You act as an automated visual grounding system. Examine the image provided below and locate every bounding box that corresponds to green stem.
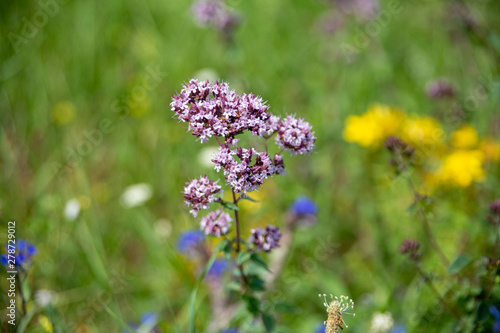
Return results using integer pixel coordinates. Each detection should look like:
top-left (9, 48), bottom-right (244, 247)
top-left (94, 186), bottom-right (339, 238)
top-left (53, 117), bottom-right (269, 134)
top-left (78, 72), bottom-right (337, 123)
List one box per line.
top-left (230, 189), bottom-right (270, 332)
top-left (406, 175), bottom-right (449, 267)
top-left (416, 265), bottom-right (461, 320)
top-left (231, 189), bottom-right (241, 253)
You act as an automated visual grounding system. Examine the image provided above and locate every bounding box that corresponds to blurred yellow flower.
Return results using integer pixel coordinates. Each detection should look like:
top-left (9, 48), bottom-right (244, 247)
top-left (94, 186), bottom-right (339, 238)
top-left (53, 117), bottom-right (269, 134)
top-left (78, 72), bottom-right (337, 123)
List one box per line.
top-left (450, 125), bottom-right (478, 149)
top-left (433, 150), bottom-right (485, 187)
top-left (38, 315), bottom-right (53, 333)
top-left (479, 137), bottom-right (500, 162)
top-left (52, 101), bottom-right (76, 124)
top-left (402, 116), bottom-right (444, 147)
top-left (343, 104), bottom-right (404, 147)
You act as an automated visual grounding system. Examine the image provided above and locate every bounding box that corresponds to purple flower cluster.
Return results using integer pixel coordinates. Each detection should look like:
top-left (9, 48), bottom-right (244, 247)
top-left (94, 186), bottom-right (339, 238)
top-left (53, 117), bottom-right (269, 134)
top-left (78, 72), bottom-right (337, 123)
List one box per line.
top-left (172, 78), bottom-right (315, 255)
top-left (249, 226), bottom-right (281, 252)
top-left (426, 79), bottom-right (454, 99)
top-left (275, 115), bottom-right (316, 155)
top-left (399, 239), bottom-right (420, 261)
top-left (184, 175), bottom-right (222, 216)
top-left (200, 209), bottom-right (232, 236)
top-left (191, 0), bottom-right (239, 33)
top-left (212, 147), bottom-right (285, 193)
top-left (171, 79), bottom-right (275, 144)
top-left (488, 199), bottom-right (500, 226)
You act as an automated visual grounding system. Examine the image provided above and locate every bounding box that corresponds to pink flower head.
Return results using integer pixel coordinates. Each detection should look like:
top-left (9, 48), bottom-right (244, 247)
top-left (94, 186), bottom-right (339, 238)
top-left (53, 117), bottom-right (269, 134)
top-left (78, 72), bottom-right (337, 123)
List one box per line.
top-left (183, 175), bottom-right (221, 216)
top-left (170, 79), bottom-right (274, 143)
top-left (212, 146), bottom-right (284, 193)
top-left (249, 225), bottom-right (281, 251)
top-left (275, 115), bottom-right (316, 155)
top-left (200, 209), bottom-right (232, 236)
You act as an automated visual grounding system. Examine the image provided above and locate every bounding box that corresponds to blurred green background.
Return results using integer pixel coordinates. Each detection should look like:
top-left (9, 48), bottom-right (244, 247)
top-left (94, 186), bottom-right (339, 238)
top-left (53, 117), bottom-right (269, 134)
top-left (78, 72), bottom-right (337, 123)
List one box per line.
top-left (1, 0), bottom-right (500, 331)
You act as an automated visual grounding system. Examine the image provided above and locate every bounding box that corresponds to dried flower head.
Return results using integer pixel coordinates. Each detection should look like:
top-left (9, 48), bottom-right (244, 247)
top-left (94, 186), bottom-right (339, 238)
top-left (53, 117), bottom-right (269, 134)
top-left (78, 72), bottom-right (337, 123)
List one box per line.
top-left (200, 209), bottom-right (232, 236)
top-left (183, 175), bottom-right (222, 216)
top-left (318, 294), bottom-right (355, 333)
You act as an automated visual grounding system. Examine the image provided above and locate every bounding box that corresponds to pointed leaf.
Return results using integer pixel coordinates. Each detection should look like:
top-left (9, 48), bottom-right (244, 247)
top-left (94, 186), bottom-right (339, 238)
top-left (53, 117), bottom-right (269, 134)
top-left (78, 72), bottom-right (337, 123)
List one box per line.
top-left (250, 253), bottom-right (270, 272)
top-left (237, 251), bottom-right (252, 265)
top-left (240, 194), bottom-right (259, 203)
top-left (223, 202), bottom-right (239, 211)
top-left (448, 254), bottom-right (472, 274)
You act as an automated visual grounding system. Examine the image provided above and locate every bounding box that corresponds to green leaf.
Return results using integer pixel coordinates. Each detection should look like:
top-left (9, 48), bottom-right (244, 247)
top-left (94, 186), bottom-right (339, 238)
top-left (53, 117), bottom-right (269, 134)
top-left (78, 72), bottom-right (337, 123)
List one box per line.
top-left (240, 194), bottom-right (259, 202)
top-left (476, 302), bottom-right (489, 322)
top-left (237, 251), bottom-right (252, 265)
top-left (448, 254), bottom-right (473, 274)
top-left (262, 313), bottom-right (275, 332)
top-left (223, 201), bottom-right (239, 211)
top-left (103, 304), bottom-right (136, 333)
top-left (228, 281), bottom-right (242, 292)
top-left (248, 275), bottom-right (266, 291)
top-left (273, 301), bottom-right (297, 313)
top-left (250, 253), bottom-right (270, 272)
top-left (188, 239), bottom-right (227, 333)
top-left (242, 293), bottom-right (260, 316)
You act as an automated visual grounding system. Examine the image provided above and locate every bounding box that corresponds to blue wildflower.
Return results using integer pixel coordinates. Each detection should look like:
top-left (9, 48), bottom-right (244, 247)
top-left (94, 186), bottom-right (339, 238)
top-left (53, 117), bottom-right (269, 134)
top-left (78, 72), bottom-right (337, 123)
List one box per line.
top-left (221, 328), bottom-right (238, 333)
top-left (207, 258), bottom-right (229, 279)
top-left (314, 322), bottom-right (326, 333)
top-left (124, 312), bottom-right (158, 333)
top-left (290, 196), bottom-right (318, 215)
top-left (1, 239), bottom-right (37, 268)
top-left (390, 324), bottom-right (406, 333)
top-left (176, 230), bottom-right (205, 254)
top-left (490, 306), bottom-right (500, 333)
top-left (141, 312), bottom-right (158, 327)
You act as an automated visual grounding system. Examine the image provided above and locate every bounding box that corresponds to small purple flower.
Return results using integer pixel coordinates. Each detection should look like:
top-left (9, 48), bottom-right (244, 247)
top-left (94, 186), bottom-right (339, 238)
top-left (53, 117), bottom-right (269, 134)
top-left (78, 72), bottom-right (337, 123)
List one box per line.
top-left (275, 115), bottom-right (316, 155)
top-left (399, 239), bottom-right (420, 261)
top-left (335, 0), bottom-right (379, 19)
top-left (1, 239), bottom-right (37, 268)
top-left (200, 209), bottom-right (232, 236)
top-left (488, 199), bottom-right (500, 226)
top-left (183, 175), bottom-right (221, 216)
top-left (290, 196), bottom-right (318, 215)
top-left (426, 79), bottom-right (454, 99)
top-left (191, 0), bottom-right (239, 33)
top-left (249, 226), bottom-right (281, 252)
top-left (207, 258), bottom-right (229, 279)
top-left (213, 147), bottom-right (283, 193)
top-left (176, 230), bottom-right (205, 254)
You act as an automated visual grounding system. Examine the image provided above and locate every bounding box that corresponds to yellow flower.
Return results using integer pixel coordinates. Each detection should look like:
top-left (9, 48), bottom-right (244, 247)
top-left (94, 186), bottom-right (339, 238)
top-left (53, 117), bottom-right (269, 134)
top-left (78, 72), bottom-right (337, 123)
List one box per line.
top-left (38, 315), bottom-right (53, 333)
top-left (343, 104), bottom-right (404, 148)
top-left (450, 125), bottom-right (479, 149)
top-left (52, 101), bottom-right (76, 124)
top-left (479, 137), bottom-right (500, 162)
top-left (402, 116), bottom-right (444, 147)
top-left (433, 150), bottom-right (485, 187)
